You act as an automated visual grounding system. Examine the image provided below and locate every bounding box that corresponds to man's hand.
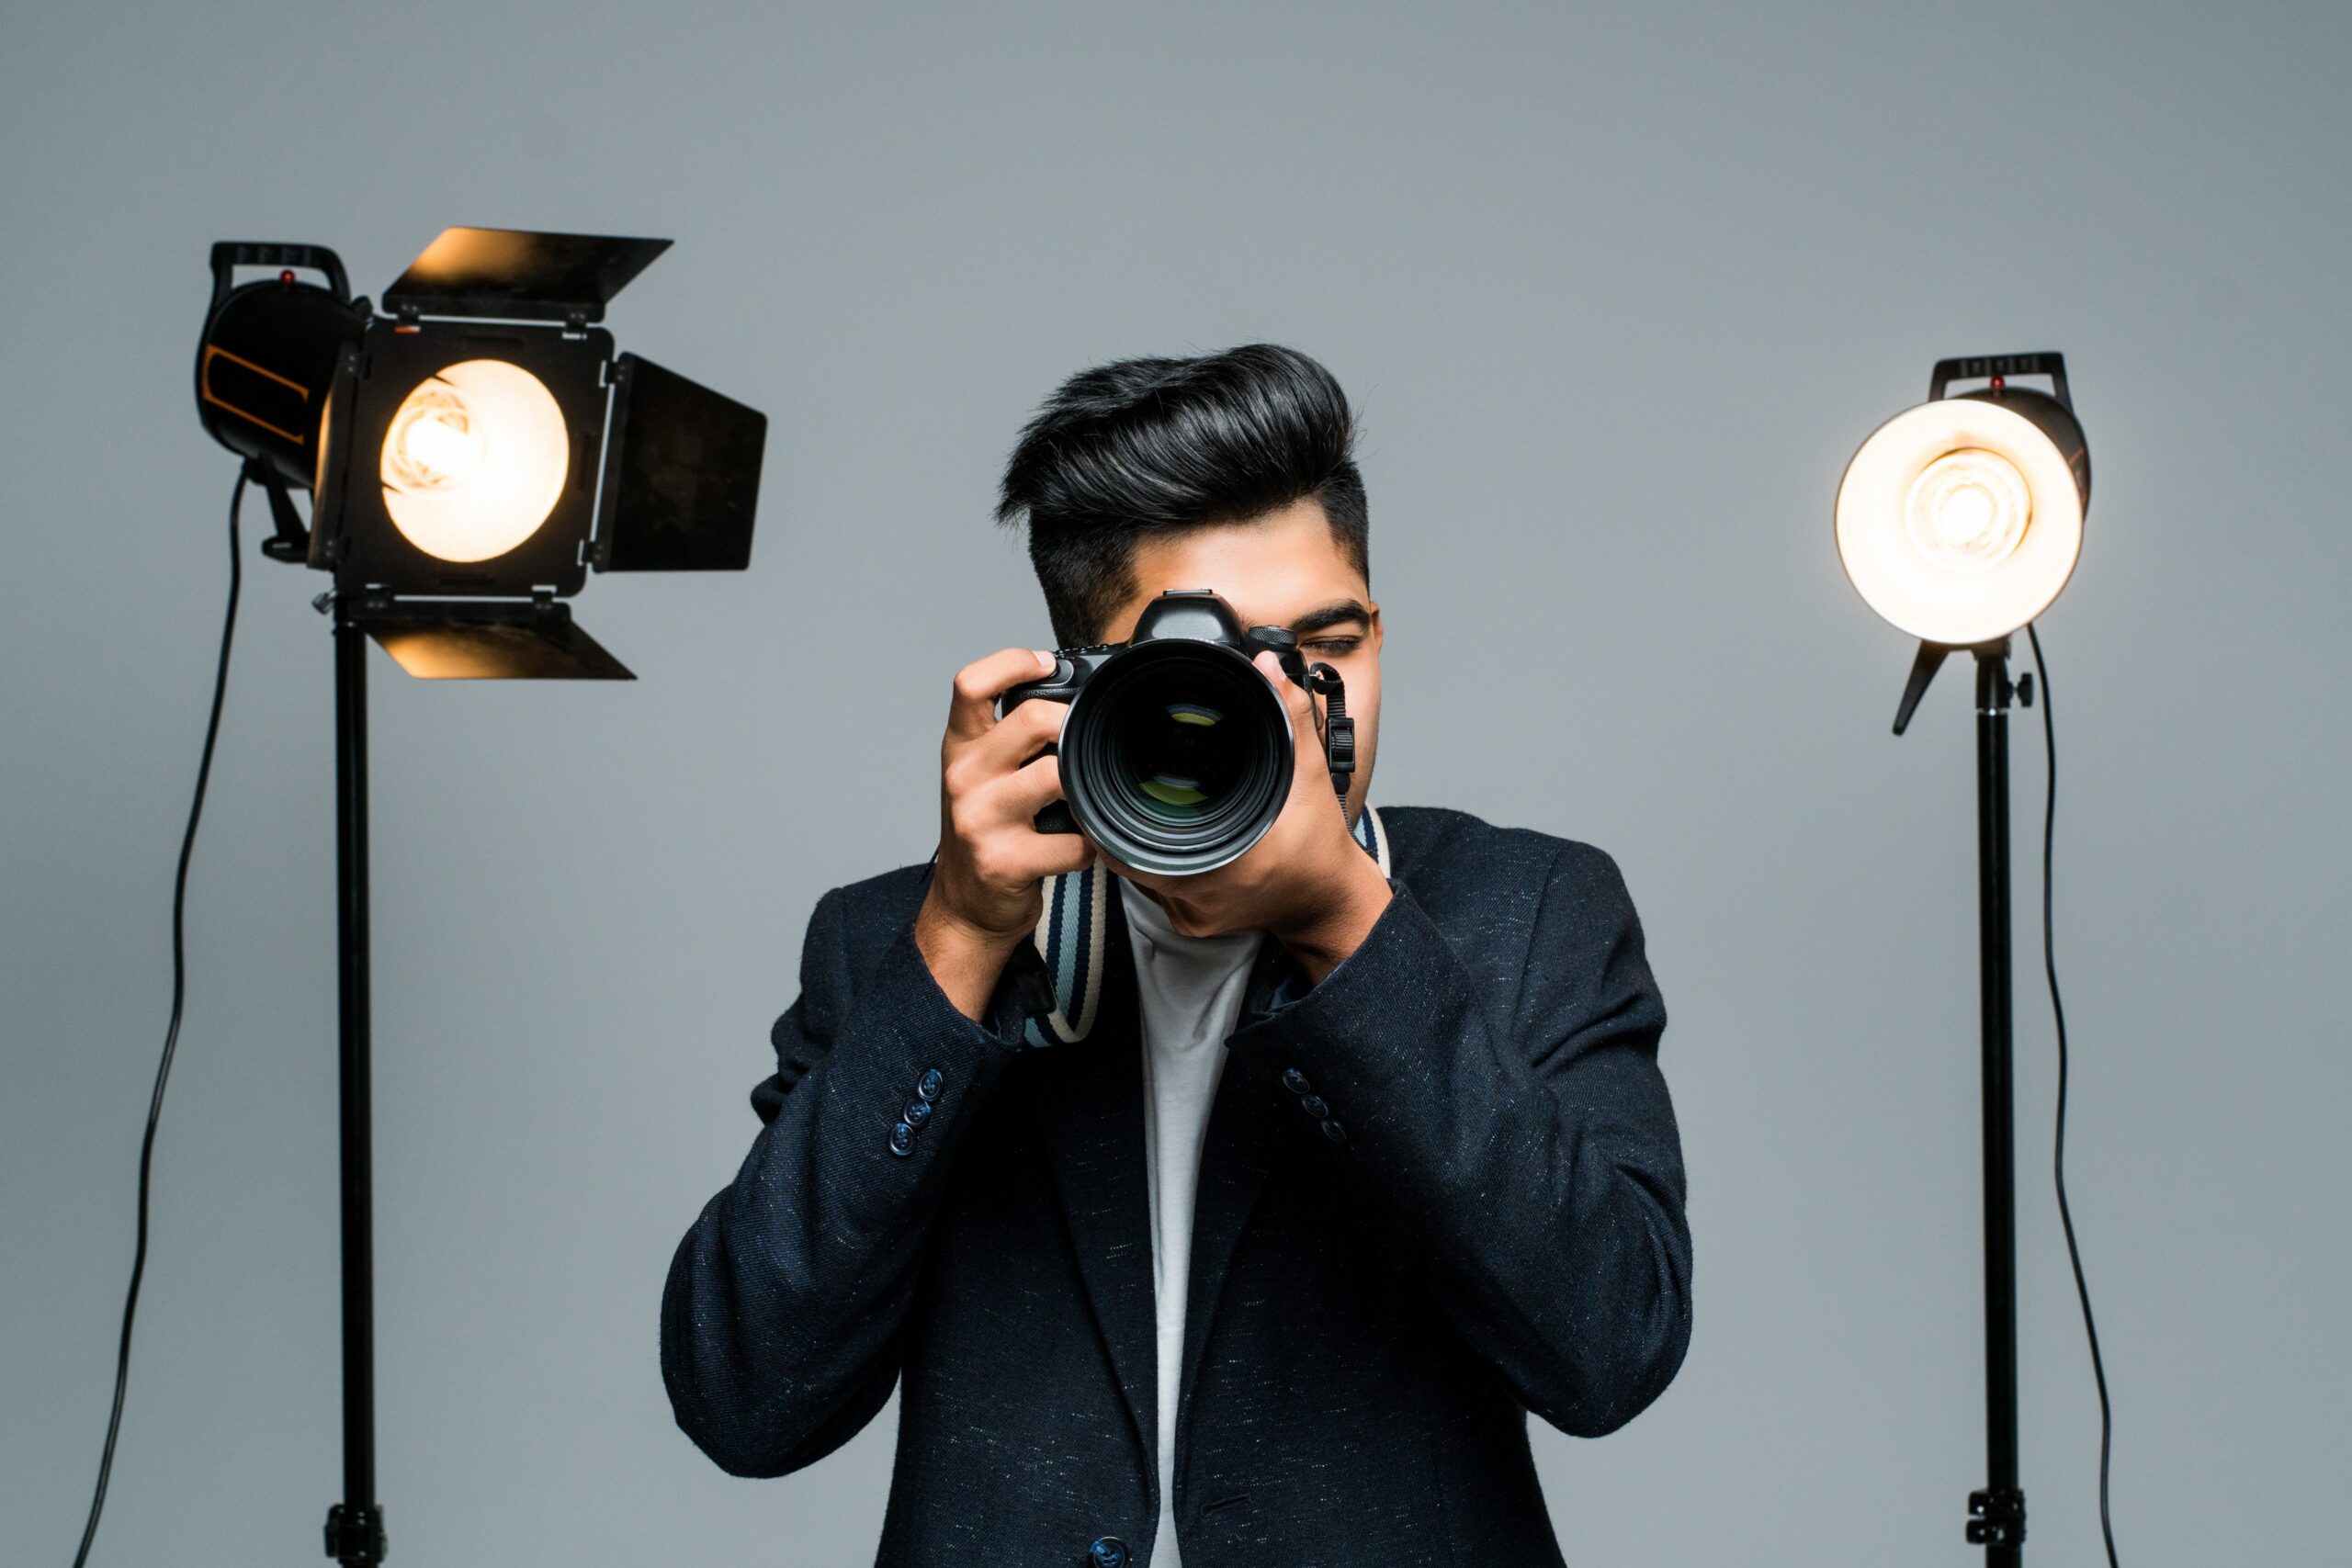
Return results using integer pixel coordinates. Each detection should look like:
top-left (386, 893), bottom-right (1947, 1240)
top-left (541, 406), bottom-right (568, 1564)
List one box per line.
top-left (1103, 649), bottom-right (1393, 984)
top-left (915, 648), bottom-right (1097, 1023)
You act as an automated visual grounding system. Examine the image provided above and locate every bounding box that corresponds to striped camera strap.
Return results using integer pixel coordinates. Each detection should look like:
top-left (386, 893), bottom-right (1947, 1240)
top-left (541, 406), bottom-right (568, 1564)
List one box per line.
top-left (1020, 802), bottom-right (1390, 1048)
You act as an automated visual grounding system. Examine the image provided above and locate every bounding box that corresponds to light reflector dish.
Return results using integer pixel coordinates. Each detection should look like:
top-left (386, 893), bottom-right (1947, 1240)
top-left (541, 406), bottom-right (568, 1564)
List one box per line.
top-left (1836, 397), bottom-right (2084, 644)
top-left (379, 359), bottom-right (571, 564)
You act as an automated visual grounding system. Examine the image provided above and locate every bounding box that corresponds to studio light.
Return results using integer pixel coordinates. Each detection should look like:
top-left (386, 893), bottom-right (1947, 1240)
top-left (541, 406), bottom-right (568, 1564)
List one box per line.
top-left (1837, 354), bottom-right (2088, 730)
top-left (1836, 353), bottom-right (2090, 1566)
top-left (198, 226), bottom-right (767, 678)
top-left (188, 229), bottom-right (768, 1567)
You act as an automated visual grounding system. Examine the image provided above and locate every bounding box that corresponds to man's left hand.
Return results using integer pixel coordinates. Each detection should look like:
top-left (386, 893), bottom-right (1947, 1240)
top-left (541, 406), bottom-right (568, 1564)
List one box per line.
top-left (1099, 649), bottom-right (1394, 984)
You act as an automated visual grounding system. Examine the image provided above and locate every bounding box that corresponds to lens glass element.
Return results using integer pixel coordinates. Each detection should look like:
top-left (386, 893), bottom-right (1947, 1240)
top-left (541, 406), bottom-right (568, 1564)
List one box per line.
top-left (1112, 678), bottom-right (1248, 825)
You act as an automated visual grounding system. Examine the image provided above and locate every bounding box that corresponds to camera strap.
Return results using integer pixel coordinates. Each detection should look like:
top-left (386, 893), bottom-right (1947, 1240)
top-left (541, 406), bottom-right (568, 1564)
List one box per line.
top-left (1019, 801), bottom-right (1391, 1048)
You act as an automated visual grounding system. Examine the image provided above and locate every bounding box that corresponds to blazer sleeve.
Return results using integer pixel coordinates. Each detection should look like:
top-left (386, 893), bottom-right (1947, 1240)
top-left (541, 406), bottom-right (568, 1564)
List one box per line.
top-left (1228, 840), bottom-right (1692, 1438)
top-left (659, 875), bottom-right (1042, 1477)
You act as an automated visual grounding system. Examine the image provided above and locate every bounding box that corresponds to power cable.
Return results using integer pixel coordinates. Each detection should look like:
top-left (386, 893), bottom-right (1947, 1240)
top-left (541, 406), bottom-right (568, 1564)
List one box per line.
top-left (2026, 619), bottom-right (2120, 1568)
top-left (70, 468), bottom-right (247, 1567)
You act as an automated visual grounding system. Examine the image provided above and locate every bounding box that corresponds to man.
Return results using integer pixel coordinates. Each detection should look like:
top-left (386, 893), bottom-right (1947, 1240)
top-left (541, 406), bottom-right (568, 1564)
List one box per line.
top-left (661, 344), bottom-right (1693, 1567)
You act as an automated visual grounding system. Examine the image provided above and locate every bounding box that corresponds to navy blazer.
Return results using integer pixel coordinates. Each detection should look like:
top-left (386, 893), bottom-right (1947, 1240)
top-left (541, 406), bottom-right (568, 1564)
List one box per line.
top-left (661, 804), bottom-right (1693, 1567)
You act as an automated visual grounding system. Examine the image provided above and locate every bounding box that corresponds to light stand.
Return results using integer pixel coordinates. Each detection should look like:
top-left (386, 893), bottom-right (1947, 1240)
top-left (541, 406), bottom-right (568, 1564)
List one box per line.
top-left (1966, 638), bottom-right (2027, 1560)
top-left (326, 594), bottom-right (384, 1567)
top-left (1842, 353), bottom-right (2088, 1562)
top-left (192, 230), bottom-right (769, 1565)
top-left (1891, 632), bottom-right (2036, 1558)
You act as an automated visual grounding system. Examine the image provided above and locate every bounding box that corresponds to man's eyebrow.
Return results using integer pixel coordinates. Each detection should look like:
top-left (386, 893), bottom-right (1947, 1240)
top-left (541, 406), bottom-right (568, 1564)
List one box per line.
top-left (1289, 599), bottom-right (1373, 636)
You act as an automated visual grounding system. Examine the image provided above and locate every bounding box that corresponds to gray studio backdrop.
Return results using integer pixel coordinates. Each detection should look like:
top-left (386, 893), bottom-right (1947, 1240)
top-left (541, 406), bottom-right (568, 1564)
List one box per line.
top-left (6, 3), bottom-right (2345, 1563)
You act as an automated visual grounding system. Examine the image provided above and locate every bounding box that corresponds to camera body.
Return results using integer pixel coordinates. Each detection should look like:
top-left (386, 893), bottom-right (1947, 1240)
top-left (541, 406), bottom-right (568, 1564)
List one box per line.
top-left (997, 589), bottom-right (1342, 877)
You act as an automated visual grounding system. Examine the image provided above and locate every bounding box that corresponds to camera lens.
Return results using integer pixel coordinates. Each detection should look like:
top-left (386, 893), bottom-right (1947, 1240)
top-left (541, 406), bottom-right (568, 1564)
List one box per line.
top-left (1061, 643), bottom-right (1292, 876)
top-left (1112, 671), bottom-right (1249, 825)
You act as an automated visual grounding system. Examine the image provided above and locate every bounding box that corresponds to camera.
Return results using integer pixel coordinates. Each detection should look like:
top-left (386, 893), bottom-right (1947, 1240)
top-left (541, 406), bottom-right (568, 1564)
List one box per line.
top-left (996, 589), bottom-right (1355, 877)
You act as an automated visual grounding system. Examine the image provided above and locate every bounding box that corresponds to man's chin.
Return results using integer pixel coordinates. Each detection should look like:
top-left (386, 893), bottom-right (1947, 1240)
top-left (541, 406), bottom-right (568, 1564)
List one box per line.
top-left (1112, 871), bottom-right (1199, 927)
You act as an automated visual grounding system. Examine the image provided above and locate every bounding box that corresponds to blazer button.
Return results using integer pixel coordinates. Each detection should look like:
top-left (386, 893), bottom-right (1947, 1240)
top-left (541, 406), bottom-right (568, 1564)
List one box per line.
top-left (917, 1066), bottom-right (944, 1101)
top-left (1319, 1117), bottom-right (1348, 1145)
top-left (1280, 1067), bottom-right (1313, 1095)
top-left (888, 1120), bottom-right (915, 1156)
top-left (903, 1098), bottom-right (933, 1127)
top-left (1298, 1093), bottom-right (1329, 1119)
top-left (1086, 1536), bottom-right (1129, 1568)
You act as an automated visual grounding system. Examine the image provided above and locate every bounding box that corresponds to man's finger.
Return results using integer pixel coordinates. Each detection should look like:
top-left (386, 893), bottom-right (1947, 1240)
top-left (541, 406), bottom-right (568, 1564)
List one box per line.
top-left (967, 693), bottom-right (1069, 777)
top-left (1252, 649), bottom-right (1317, 734)
top-left (948, 647), bottom-right (1059, 742)
top-left (999, 820), bottom-right (1100, 885)
top-left (994, 750), bottom-right (1067, 823)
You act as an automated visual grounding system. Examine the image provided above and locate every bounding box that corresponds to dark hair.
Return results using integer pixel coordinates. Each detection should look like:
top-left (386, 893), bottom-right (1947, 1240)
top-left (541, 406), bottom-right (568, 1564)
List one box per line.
top-left (996, 343), bottom-right (1368, 648)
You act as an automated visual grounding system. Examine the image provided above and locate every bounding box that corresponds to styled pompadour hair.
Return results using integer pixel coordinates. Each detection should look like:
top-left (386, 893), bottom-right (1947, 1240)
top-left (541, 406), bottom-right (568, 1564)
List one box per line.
top-left (995, 343), bottom-right (1368, 648)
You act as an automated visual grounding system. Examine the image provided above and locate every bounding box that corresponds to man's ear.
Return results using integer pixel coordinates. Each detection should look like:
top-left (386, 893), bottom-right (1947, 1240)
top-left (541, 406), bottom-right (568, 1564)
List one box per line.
top-left (1368, 601), bottom-right (1384, 652)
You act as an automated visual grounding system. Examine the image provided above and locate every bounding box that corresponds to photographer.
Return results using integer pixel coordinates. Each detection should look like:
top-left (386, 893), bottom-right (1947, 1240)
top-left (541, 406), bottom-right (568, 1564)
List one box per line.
top-left (660, 344), bottom-right (1693, 1567)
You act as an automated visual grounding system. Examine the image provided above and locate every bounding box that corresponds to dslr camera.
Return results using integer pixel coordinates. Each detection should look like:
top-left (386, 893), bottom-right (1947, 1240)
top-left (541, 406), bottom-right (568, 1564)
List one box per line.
top-left (996, 589), bottom-right (1355, 877)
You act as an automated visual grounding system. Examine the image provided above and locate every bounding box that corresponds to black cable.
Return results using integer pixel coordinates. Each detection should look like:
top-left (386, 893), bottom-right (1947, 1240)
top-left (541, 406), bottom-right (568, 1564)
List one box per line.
top-left (72, 468), bottom-right (246, 1568)
top-left (2026, 620), bottom-right (2120, 1568)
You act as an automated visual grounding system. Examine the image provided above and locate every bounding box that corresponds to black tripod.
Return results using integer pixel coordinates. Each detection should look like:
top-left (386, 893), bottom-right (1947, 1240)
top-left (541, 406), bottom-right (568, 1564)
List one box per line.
top-left (1894, 634), bottom-right (2035, 1562)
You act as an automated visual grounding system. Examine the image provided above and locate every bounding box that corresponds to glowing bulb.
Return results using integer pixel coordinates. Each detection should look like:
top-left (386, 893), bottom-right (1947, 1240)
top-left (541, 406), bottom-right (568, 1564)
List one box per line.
top-left (379, 359), bottom-right (569, 563)
top-left (1938, 485), bottom-right (1994, 546)
top-left (1904, 449), bottom-right (2030, 574)
top-left (385, 388), bottom-right (486, 489)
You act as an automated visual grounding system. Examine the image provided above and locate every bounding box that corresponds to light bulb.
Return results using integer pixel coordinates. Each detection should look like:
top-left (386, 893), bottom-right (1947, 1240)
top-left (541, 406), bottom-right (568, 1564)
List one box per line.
top-left (385, 387), bottom-right (486, 490)
top-left (379, 359), bottom-right (570, 563)
top-left (1904, 448), bottom-right (2030, 574)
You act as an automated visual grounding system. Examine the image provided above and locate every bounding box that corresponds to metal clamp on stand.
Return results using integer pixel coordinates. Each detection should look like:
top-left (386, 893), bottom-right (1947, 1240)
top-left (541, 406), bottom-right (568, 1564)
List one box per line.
top-left (1968, 1485), bottom-right (2027, 1550)
top-left (324, 1500), bottom-right (387, 1565)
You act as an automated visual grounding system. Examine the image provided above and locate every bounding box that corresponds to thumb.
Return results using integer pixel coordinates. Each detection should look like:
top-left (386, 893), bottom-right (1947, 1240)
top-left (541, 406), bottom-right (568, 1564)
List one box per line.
top-left (1250, 649), bottom-right (1326, 747)
top-left (1253, 649), bottom-right (1314, 727)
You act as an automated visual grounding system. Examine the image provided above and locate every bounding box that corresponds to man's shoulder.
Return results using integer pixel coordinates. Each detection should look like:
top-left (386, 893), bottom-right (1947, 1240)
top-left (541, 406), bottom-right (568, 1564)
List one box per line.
top-left (1377, 803), bottom-right (1625, 908)
top-left (1369, 807), bottom-right (1646, 1028)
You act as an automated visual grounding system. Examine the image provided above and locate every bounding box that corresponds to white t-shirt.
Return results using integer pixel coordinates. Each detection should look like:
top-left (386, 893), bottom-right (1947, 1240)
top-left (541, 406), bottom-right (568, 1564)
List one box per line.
top-left (1117, 874), bottom-right (1265, 1568)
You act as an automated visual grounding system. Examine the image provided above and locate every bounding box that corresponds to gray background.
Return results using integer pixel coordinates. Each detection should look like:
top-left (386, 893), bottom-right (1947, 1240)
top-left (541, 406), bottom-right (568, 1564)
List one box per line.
top-left (5, 2), bottom-right (2345, 1562)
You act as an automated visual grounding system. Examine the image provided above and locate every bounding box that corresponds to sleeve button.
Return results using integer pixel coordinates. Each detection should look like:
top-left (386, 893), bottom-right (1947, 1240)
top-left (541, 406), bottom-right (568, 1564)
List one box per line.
top-left (888, 1120), bottom-right (915, 1156)
top-left (917, 1066), bottom-right (944, 1101)
top-left (1280, 1067), bottom-right (1313, 1095)
top-left (903, 1098), bottom-right (933, 1127)
top-left (1298, 1093), bottom-right (1329, 1119)
top-left (1319, 1117), bottom-right (1348, 1145)
top-left (1087, 1538), bottom-right (1129, 1568)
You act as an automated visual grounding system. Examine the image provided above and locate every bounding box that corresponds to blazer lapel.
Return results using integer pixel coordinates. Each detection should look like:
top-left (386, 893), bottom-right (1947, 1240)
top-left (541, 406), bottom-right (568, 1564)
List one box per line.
top-left (1172, 935), bottom-right (1300, 1470)
top-left (1026, 890), bottom-right (1159, 1478)
top-left (1027, 894), bottom-right (1327, 1495)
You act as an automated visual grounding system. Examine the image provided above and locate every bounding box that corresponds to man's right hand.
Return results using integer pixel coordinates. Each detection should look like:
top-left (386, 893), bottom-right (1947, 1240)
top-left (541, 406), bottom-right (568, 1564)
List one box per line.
top-left (913, 647), bottom-right (1097, 1023)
